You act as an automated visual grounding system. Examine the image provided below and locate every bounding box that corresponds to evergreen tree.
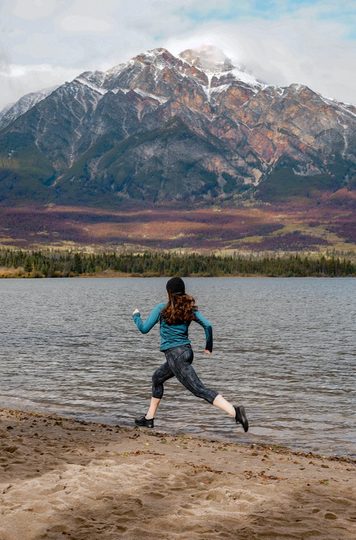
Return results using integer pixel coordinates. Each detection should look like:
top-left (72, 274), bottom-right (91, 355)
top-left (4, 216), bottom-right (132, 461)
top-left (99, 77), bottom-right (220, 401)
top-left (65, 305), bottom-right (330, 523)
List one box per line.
top-left (72, 253), bottom-right (83, 275)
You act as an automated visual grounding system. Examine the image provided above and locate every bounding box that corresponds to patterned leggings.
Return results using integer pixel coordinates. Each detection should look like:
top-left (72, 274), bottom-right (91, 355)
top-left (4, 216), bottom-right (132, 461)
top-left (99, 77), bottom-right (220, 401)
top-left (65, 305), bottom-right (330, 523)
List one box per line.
top-left (152, 344), bottom-right (219, 404)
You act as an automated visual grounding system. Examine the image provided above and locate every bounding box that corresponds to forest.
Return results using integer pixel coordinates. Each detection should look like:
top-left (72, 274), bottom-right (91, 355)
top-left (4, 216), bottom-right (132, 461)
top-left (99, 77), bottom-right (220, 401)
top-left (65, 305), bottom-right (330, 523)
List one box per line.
top-left (0, 250), bottom-right (355, 278)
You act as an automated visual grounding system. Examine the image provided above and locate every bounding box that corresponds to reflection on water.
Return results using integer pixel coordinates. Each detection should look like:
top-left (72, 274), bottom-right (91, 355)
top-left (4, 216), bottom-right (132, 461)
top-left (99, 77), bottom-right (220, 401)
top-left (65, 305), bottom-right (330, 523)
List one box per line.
top-left (1, 277), bottom-right (355, 458)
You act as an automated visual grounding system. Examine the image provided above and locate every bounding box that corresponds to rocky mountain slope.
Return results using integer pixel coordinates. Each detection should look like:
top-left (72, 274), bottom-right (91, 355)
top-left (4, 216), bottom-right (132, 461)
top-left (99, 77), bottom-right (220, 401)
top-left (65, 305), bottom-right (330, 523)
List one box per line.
top-left (1, 45), bottom-right (356, 207)
top-left (0, 86), bottom-right (58, 131)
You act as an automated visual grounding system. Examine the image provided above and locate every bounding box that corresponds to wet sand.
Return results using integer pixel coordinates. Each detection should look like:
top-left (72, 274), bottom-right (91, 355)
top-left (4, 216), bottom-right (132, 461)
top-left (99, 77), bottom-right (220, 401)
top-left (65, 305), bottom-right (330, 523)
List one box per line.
top-left (1, 408), bottom-right (355, 540)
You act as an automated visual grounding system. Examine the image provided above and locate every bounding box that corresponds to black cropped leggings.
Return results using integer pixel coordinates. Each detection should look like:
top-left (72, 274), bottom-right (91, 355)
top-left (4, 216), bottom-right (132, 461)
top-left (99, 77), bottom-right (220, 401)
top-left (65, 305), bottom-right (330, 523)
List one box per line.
top-left (152, 344), bottom-right (219, 404)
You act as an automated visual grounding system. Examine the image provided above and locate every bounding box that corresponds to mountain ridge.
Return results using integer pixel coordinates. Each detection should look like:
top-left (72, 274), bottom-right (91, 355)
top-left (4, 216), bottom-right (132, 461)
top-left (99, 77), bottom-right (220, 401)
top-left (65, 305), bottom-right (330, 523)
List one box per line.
top-left (1, 46), bottom-right (356, 206)
top-left (0, 46), bottom-right (356, 252)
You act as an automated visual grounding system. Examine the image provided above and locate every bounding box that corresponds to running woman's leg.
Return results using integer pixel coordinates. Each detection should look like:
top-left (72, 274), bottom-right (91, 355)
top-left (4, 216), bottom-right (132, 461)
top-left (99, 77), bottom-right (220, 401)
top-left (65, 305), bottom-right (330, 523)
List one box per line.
top-left (145, 360), bottom-right (174, 419)
top-left (145, 397), bottom-right (161, 420)
top-left (212, 394), bottom-right (235, 417)
top-left (166, 345), bottom-right (244, 422)
top-left (166, 345), bottom-right (219, 404)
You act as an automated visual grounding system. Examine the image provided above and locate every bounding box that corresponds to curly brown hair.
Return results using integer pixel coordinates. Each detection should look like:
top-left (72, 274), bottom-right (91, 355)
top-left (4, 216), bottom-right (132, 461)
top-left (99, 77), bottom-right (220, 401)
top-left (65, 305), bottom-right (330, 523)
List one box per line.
top-left (161, 293), bottom-right (197, 325)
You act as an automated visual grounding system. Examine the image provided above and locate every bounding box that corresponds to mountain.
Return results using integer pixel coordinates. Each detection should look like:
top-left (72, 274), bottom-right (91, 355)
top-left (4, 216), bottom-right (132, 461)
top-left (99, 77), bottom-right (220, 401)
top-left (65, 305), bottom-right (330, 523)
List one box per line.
top-left (0, 86), bottom-right (59, 131)
top-left (0, 102), bottom-right (13, 124)
top-left (0, 46), bottom-right (356, 252)
top-left (2, 45), bottom-right (356, 205)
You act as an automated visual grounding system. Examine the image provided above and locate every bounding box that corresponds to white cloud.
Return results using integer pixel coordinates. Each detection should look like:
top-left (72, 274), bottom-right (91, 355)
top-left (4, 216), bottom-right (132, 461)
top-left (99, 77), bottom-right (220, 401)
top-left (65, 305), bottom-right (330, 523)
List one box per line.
top-left (59, 15), bottom-right (113, 33)
top-left (165, 9), bottom-right (356, 105)
top-left (11, 32), bottom-right (74, 63)
top-left (0, 0), bottom-right (355, 109)
top-left (60, 0), bottom-right (118, 17)
top-left (0, 64), bottom-right (80, 111)
top-left (10, 0), bottom-right (60, 20)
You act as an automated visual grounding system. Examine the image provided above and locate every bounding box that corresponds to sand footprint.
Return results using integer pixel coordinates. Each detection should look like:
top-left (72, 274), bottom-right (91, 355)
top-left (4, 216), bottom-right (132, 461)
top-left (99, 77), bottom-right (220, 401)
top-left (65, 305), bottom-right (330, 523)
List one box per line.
top-left (146, 492), bottom-right (165, 499)
top-left (329, 496), bottom-right (354, 506)
top-left (2, 446), bottom-right (19, 453)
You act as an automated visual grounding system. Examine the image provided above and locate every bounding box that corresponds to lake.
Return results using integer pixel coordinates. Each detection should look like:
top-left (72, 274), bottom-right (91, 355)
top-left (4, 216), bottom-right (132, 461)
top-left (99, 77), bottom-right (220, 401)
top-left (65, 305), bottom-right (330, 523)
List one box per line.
top-left (1, 277), bottom-right (355, 458)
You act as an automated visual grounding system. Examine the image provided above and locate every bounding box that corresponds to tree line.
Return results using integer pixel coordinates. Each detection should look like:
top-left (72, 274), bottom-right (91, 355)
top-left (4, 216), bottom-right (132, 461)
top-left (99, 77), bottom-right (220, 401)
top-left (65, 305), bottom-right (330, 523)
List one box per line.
top-left (0, 249), bottom-right (355, 277)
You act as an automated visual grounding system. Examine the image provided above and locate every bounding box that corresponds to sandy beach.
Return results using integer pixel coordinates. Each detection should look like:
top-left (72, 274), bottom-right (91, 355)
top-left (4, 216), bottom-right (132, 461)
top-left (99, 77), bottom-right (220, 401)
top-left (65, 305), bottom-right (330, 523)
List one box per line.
top-left (0, 409), bottom-right (355, 540)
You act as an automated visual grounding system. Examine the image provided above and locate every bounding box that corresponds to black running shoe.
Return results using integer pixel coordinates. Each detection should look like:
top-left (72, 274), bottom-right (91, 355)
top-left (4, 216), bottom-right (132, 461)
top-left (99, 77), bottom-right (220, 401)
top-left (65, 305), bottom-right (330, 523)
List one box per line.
top-left (234, 405), bottom-right (249, 432)
top-left (135, 416), bottom-right (154, 428)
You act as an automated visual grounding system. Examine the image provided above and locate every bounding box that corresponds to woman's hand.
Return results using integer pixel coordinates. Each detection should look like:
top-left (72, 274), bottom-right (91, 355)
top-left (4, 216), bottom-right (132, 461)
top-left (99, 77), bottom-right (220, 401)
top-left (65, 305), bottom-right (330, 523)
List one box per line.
top-left (205, 349), bottom-right (212, 355)
top-left (132, 308), bottom-right (140, 315)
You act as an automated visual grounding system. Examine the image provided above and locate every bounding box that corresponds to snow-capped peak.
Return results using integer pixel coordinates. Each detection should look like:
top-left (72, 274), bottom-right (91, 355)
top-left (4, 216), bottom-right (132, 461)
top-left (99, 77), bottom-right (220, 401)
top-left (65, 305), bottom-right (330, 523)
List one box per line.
top-left (134, 48), bottom-right (177, 68)
top-left (179, 45), bottom-right (234, 74)
top-left (0, 46), bottom-right (266, 130)
top-left (139, 47), bottom-right (171, 59)
top-left (179, 44), bottom-right (263, 89)
top-left (0, 85), bottom-right (58, 130)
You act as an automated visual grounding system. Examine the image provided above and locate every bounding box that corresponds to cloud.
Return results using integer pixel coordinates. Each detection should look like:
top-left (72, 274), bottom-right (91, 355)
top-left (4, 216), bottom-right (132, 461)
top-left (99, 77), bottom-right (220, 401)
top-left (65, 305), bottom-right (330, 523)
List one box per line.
top-left (10, 0), bottom-right (60, 20)
top-left (0, 64), bottom-right (80, 111)
top-left (0, 0), bottom-right (355, 109)
top-left (59, 15), bottom-right (113, 33)
top-left (165, 3), bottom-right (356, 104)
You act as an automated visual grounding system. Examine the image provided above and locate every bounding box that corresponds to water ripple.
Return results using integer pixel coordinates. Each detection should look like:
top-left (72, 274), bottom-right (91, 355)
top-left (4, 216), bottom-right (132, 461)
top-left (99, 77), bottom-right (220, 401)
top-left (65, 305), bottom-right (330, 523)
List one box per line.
top-left (1, 277), bottom-right (355, 458)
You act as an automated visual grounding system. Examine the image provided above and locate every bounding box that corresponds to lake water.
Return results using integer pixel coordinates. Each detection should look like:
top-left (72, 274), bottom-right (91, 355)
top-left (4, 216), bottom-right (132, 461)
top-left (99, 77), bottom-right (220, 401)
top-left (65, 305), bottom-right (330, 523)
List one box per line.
top-left (1, 277), bottom-right (355, 458)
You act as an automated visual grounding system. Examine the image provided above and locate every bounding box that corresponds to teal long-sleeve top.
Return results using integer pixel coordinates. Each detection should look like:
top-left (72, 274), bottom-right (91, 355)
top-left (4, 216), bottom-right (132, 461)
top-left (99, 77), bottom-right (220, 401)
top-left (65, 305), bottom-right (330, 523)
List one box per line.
top-left (132, 302), bottom-right (213, 352)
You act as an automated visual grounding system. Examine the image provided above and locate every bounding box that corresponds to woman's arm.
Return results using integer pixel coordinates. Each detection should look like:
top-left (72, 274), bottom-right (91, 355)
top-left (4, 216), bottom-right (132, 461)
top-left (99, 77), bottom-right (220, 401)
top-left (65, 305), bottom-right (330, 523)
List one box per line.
top-left (194, 310), bottom-right (213, 353)
top-left (132, 304), bottom-right (161, 334)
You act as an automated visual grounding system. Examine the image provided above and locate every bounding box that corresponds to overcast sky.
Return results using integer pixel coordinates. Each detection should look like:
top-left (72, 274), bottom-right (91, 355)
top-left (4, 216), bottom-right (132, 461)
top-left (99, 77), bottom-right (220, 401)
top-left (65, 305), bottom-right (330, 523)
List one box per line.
top-left (0, 0), bottom-right (355, 109)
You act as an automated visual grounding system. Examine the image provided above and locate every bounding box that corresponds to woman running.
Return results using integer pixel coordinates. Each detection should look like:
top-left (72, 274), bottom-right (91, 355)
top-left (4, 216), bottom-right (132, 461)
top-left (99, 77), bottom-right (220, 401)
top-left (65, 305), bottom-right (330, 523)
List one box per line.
top-left (132, 277), bottom-right (248, 431)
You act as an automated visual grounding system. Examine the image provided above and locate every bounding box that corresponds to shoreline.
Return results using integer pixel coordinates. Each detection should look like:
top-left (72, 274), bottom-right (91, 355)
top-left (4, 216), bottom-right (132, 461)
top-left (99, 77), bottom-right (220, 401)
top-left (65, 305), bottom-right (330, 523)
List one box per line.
top-left (1, 272), bottom-right (354, 279)
top-left (2, 251), bottom-right (356, 279)
top-left (1, 401), bottom-right (354, 461)
top-left (2, 407), bottom-right (356, 464)
top-left (1, 408), bottom-right (355, 539)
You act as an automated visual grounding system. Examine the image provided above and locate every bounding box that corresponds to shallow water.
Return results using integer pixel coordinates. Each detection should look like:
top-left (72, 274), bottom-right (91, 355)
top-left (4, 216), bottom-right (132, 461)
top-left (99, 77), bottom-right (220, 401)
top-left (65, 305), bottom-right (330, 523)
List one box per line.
top-left (1, 277), bottom-right (355, 457)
